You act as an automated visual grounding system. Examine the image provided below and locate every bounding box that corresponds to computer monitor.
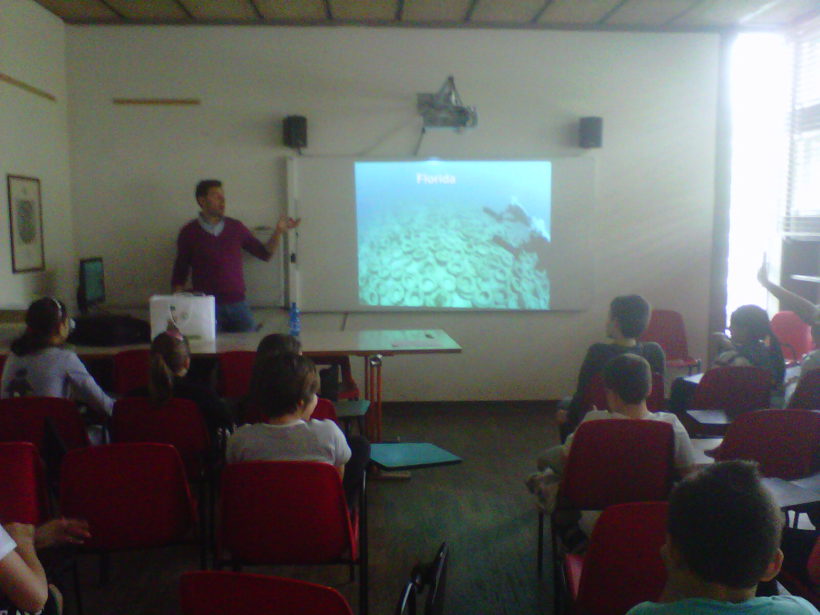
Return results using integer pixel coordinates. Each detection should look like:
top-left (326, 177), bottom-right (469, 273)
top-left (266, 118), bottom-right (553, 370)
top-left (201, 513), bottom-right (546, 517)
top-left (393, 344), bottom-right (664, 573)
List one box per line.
top-left (78, 257), bottom-right (105, 314)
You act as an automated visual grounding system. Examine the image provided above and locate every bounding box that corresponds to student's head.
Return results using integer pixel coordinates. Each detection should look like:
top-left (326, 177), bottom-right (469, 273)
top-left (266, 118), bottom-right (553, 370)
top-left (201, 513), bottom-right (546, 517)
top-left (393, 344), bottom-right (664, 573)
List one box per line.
top-left (256, 333), bottom-right (301, 359)
top-left (250, 353), bottom-right (319, 419)
top-left (728, 305), bottom-right (771, 345)
top-left (665, 460), bottom-right (784, 591)
top-left (195, 179), bottom-right (225, 219)
top-left (11, 297), bottom-right (71, 356)
top-left (602, 354), bottom-right (652, 408)
top-left (149, 329), bottom-right (191, 404)
top-left (607, 295), bottom-right (651, 339)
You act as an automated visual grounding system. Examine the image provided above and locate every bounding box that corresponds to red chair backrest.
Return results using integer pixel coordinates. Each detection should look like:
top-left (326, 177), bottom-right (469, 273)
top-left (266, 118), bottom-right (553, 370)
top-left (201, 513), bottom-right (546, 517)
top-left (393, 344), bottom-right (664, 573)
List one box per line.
top-left (242, 397), bottom-right (338, 425)
top-left (0, 442), bottom-right (48, 525)
top-left (692, 366), bottom-right (772, 413)
top-left (112, 397), bottom-right (210, 481)
top-left (575, 501), bottom-right (669, 615)
top-left (112, 349), bottom-right (151, 395)
top-left (0, 397), bottom-right (90, 451)
top-left (582, 372), bottom-right (665, 412)
top-left (771, 311), bottom-right (813, 364)
top-left (179, 571), bottom-right (354, 615)
top-left (60, 443), bottom-right (194, 551)
top-left (789, 368), bottom-right (820, 410)
top-left (714, 409), bottom-right (820, 479)
top-left (561, 419), bottom-right (675, 509)
top-left (218, 351), bottom-right (256, 398)
top-left (219, 461), bottom-right (355, 565)
top-left (640, 309), bottom-right (690, 362)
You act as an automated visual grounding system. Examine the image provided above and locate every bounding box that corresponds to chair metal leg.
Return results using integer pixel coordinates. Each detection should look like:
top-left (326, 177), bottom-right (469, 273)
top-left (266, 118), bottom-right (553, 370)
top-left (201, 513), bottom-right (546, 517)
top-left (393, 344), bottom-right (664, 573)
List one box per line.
top-left (99, 552), bottom-right (110, 586)
top-left (358, 471), bottom-right (369, 615)
top-left (72, 558), bottom-right (84, 615)
top-left (537, 511), bottom-right (544, 578)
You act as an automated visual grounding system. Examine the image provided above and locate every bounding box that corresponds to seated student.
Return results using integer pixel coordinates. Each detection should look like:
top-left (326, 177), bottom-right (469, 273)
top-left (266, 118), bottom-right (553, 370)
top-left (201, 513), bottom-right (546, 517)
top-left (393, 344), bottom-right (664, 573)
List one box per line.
top-left (0, 298), bottom-right (113, 416)
top-left (226, 353), bottom-right (369, 504)
top-left (559, 295), bottom-right (665, 439)
top-left (529, 355), bottom-right (694, 516)
top-left (627, 460), bottom-right (819, 615)
top-left (132, 330), bottom-right (232, 438)
top-left (670, 304), bottom-right (786, 413)
top-left (0, 518), bottom-right (89, 615)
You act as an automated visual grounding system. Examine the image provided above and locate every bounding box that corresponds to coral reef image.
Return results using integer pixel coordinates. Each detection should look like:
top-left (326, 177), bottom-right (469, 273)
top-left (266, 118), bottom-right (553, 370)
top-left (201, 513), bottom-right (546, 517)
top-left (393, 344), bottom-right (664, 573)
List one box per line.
top-left (358, 203), bottom-right (550, 309)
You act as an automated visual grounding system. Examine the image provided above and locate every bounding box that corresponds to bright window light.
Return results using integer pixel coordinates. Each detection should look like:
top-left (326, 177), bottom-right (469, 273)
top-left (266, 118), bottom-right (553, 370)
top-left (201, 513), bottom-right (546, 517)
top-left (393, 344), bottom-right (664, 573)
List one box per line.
top-left (726, 33), bottom-right (791, 322)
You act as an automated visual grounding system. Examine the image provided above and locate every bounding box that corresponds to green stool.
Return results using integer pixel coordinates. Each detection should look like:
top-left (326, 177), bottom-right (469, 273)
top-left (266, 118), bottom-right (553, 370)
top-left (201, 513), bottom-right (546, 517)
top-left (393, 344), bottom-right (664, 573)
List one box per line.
top-left (335, 399), bottom-right (370, 436)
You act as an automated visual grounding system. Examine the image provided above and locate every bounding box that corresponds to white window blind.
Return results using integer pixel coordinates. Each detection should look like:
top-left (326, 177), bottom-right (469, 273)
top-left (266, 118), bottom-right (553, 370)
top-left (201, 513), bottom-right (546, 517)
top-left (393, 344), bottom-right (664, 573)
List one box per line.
top-left (783, 22), bottom-right (820, 237)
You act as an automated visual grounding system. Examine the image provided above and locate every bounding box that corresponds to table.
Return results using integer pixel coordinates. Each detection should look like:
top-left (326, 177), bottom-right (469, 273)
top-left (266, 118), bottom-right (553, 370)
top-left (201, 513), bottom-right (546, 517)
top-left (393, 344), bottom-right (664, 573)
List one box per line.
top-left (370, 442), bottom-right (462, 471)
top-left (2, 327), bottom-right (462, 442)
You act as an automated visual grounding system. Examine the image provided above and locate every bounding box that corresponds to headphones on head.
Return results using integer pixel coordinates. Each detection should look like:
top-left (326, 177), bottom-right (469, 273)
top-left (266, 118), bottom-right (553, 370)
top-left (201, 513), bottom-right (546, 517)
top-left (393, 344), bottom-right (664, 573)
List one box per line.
top-left (47, 297), bottom-right (75, 335)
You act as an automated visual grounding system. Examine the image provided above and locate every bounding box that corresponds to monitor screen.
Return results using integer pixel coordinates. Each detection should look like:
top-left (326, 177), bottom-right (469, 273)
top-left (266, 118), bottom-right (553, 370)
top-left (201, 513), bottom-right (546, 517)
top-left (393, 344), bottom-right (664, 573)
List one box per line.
top-left (79, 257), bottom-right (105, 311)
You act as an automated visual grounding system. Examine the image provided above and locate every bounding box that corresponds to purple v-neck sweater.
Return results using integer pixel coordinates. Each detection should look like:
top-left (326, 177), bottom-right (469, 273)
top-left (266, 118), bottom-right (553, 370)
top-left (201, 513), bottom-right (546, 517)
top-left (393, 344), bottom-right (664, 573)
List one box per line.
top-left (171, 217), bottom-right (271, 304)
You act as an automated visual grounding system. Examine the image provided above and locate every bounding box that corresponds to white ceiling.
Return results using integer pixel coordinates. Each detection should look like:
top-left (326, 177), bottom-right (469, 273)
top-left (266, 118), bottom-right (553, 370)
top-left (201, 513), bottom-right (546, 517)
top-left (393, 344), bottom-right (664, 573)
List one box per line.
top-left (33, 0), bottom-right (820, 31)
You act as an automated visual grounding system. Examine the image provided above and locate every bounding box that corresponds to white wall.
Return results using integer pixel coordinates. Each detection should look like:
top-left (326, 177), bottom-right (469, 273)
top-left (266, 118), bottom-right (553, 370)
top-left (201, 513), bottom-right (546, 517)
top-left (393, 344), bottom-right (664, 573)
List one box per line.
top-left (66, 26), bottom-right (719, 401)
top-left (0, 0), bottom-right (73, 308)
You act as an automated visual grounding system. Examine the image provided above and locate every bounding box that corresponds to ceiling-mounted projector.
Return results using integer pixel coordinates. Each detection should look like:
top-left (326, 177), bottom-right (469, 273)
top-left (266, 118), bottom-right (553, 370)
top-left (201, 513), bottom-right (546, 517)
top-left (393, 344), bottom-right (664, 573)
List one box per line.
top-left (417, 76), bottom-right (477, 129)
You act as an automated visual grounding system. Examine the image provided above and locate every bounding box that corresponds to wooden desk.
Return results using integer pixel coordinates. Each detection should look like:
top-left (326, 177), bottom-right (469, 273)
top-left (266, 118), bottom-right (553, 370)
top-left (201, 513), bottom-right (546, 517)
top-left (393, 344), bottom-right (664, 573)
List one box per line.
top-left (2, 328), bottom-right (462, 442)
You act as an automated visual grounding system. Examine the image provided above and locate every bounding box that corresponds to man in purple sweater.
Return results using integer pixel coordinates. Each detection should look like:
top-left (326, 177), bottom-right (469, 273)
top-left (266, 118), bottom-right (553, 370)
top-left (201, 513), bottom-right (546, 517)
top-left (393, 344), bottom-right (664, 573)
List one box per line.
top-left (172, 179), bottom-right (300, 332)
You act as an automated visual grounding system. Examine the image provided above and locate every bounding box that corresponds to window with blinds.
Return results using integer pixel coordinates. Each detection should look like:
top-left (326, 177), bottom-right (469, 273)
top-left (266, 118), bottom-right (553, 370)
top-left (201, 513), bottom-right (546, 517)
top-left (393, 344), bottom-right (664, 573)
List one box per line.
top-left (783, 24), bottom-right (820, 237)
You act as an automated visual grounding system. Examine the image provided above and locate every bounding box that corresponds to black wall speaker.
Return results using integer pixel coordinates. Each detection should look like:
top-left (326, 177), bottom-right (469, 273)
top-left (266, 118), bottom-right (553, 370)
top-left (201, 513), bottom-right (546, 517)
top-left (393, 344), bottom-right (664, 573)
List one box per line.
top-left (283, 115), bottom-right (307, 149)
top-left (579, 117), bottom-right (603, 149)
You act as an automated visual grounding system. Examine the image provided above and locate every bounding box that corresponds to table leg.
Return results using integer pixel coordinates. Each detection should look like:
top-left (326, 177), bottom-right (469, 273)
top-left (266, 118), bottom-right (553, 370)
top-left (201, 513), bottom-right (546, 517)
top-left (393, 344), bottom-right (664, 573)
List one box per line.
top-left (364, 354), bottom-right (383, 442)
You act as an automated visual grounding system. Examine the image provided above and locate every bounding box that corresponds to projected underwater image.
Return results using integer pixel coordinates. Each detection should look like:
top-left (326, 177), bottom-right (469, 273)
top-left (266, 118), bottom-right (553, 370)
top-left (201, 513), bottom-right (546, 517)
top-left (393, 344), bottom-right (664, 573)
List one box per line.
top-left (355, 160), bottom-right (552, 310)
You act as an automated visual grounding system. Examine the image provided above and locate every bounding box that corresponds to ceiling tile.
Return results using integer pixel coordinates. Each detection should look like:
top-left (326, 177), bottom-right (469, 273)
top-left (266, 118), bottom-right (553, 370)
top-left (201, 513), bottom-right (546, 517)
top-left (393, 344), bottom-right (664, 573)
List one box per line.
top-left (183, 0), bottom-right (260, 20)
top-left (254, 0), bottom-right (327, 20)
top-left (402, 0), bottom-right (473, 23)
top-left (34, 0), bottom-right (120, 21)
top-left (604, 0), bottom-right (700, 26)
top-left (104, 0), bottom-right (190, 21)
top-left (330, 0), bottom-right (397, 21)
top-left (470, 0), bottom-right (546, 24)
top-left (537, 0), bottom-right (625, 25)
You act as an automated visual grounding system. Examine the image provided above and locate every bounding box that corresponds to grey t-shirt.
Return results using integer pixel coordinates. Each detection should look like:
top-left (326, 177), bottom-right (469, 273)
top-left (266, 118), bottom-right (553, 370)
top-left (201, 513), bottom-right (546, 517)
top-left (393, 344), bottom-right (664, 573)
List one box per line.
top-left (226, 419), bottom-right (351, 467)
top-left (1, 346), bottom-right (114, 415)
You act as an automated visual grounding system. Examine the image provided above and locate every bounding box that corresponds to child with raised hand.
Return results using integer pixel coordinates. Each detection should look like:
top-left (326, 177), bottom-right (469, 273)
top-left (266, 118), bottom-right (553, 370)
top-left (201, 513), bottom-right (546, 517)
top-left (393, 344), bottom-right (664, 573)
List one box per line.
top-left (628, 460), bottom-right (819, 615)
top-left (712, 304), bottom-right (785, 388)
top-left (226, 353), bottom-right (369, 504)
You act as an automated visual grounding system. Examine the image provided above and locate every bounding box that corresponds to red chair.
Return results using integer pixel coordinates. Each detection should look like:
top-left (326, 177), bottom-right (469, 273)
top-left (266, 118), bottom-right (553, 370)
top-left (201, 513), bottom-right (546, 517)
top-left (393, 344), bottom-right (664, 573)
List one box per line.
top-left (217, 461), bottom-right (367, 615)
top-left (111, 397), bottom-right (211, 482)
top-left (640, 309), bottom-right (701, 374)
top-left (692, 366), bottom-right (772, 413)
top-left (311, 354), bottom-right (361, 400)
top-left (540, 420), bottom-right (675, 582)
top-left (772, 311), bottom-right (813, 367)
top-left (217, 350), bottom-right (256, 398)
top-left (582, 372), bottom-right (665, 412)
top-left (0, 397), bottom-right (90, 451)
top-left (779, 537), bottom-right (820, 609)
top-left (789, 368), bottom-right (820, 410)
top-left (565, 502), bottom-right (668, 615)
top-left (60, 443), bottom-right (200, 582)
top-left (180, 571), bottom-right (354, 615)
top-left (0, 442), bottom-right (49, 525)
top-left (711, 409), bottom-right (820, 480)
top-left (112, 348), bottom-right (151, 395)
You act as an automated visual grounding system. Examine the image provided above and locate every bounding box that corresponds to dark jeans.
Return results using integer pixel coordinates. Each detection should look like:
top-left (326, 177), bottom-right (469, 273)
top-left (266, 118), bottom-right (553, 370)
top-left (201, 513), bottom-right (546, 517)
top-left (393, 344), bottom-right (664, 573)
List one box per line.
top-left (216, 300), bottom-right (256, 332)
top-left (343, 435), bottom-right (371, 507)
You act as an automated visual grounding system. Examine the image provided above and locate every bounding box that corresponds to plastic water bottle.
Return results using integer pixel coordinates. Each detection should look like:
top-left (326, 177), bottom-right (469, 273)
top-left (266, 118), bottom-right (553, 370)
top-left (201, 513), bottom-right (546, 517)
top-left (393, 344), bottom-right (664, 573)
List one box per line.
top-left (288, 302), bottom-right (301, 337)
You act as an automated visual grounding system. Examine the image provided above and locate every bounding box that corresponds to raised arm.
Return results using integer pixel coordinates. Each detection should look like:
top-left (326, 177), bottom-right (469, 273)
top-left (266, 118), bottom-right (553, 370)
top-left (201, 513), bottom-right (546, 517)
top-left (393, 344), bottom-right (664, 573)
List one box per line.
top-left (264, 215), bottom-right (301, 256)
top-left (758, 263), bottom-right (819, 325)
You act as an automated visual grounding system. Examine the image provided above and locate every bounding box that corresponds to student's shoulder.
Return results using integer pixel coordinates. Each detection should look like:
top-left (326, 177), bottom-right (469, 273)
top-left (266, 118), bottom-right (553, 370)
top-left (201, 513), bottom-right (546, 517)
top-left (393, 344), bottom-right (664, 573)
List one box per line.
top-left (307, 418), bottom-right (346, 438)
top-left (765, 595), bottom-right (820, 614)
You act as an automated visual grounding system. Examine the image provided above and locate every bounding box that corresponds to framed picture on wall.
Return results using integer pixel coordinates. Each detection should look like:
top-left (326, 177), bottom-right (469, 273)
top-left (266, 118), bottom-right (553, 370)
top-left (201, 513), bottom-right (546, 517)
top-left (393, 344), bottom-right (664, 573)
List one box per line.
top-left (6, 175), bottom-right (44, 273)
